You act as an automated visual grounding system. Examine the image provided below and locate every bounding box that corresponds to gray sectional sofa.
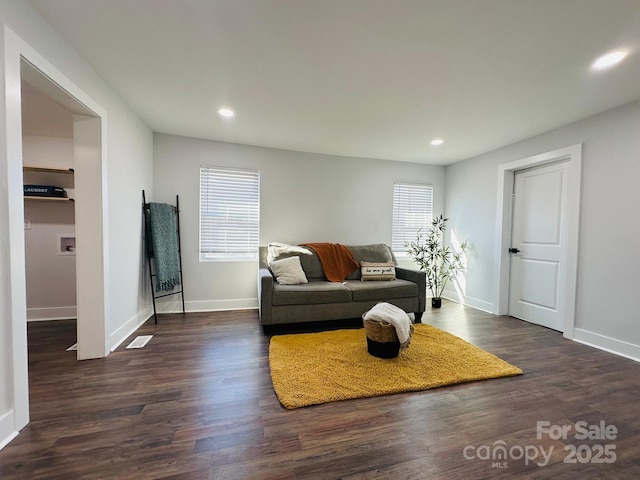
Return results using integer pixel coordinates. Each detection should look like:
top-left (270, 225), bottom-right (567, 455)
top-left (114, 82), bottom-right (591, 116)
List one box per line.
top-left (258, 243), bottom-right (426, 326)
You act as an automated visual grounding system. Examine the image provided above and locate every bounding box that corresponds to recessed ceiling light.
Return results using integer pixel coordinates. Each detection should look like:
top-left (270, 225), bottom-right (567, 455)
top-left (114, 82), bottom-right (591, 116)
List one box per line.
top-left (431, 139), bottom-right (444, 146)
top-left (591, 50), bottom-right (628, 70)
top-left (218, 108), bottom-right (235, 118)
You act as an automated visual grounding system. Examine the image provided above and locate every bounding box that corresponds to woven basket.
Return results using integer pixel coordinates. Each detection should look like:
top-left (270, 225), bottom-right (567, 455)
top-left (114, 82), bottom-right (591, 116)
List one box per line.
top-left (363, 318), bottom-right (400, 358)
top-left (363, 319), bottom-right (398, 342)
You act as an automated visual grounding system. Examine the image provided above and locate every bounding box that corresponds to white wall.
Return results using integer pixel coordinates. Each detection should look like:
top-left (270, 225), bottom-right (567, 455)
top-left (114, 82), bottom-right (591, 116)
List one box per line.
top-left (445, 99), bottom-right (640, 360)
top-left (103, 105), bottom-right (154, 349)
top-left (24, 201), bottom-right (77, 318)
top-left (153, 133), bottom-right (445, 312)
top-left (0, 0), bottom-right (153, 448)
top-left (22, 135), bottom-right (73, 170)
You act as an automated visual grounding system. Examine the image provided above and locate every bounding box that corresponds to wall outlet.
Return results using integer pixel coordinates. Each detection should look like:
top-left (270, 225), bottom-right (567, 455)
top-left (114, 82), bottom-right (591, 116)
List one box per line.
top-left (24, 220), bottom-right (31, 229)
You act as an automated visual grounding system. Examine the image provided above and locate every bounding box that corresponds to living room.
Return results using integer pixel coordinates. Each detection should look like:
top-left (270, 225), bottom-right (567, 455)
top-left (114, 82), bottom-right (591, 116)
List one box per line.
top-left (2, 1), bottom-right (640, 477)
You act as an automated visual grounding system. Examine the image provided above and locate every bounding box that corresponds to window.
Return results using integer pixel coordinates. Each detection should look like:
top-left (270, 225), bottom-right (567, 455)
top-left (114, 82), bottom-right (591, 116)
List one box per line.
top-left (199, 166), bottom-right (260, 261)
top-left (391, 183), bottom-right (433, 254)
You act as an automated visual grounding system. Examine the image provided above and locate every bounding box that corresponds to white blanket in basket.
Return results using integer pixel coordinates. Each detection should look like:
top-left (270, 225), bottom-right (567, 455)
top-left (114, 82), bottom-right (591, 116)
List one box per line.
top-left (363, 302), bottom-right (413, 349)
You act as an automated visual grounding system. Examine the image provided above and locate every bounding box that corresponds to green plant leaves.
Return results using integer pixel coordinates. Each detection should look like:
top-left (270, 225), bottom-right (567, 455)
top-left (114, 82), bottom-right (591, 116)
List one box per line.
top-left (404, 214), bottom-right (468, 299)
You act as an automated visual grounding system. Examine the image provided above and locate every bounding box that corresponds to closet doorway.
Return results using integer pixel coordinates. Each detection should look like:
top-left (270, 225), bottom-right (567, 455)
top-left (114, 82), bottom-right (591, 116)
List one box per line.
top-left (20, 59), bottom-right (106, 360)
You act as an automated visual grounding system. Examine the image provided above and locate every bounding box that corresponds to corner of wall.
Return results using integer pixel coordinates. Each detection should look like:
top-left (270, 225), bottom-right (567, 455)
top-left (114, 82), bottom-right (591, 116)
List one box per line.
top-left (441, 286), bottom-right (495, 314)
top-left (0, 410), bottom-right (19, 451)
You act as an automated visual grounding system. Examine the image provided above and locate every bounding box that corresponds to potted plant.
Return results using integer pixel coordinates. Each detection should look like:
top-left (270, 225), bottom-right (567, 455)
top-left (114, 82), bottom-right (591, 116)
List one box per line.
top-left (405, 214), bottom-right (468, 308)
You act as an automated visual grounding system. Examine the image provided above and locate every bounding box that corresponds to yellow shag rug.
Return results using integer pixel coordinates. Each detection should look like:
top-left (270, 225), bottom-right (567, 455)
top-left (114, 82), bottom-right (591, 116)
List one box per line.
top-left (269, 323), bottom-right (523, 409)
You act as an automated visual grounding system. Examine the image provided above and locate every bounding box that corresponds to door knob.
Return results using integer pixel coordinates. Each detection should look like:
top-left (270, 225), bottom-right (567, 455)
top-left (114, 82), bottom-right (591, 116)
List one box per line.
top-left (508, 248), bottom-right (520, 254)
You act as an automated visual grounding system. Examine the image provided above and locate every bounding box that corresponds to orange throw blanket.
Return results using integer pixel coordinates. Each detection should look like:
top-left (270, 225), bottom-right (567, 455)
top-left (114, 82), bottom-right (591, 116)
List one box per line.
top-left (301, 243), bottom-right (359, 282)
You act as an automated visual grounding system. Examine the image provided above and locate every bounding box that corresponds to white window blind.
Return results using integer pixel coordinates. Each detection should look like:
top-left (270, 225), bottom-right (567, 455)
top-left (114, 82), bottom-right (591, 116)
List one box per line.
top-left (199, 166), bottom-right (260, 261)
top-left (392, 183), bottom-right (433, 253)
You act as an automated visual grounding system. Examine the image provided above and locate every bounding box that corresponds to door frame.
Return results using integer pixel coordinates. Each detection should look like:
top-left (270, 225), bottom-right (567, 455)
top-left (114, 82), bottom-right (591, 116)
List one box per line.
top-left (492, 144), bottom-right (582, 339)
top-left (2, 26), bottom-right (108, 438)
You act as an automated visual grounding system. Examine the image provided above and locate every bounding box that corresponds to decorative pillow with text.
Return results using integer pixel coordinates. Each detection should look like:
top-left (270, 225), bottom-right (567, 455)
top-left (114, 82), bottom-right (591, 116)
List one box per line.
top-left (360, 261), bottom-right (396, 281)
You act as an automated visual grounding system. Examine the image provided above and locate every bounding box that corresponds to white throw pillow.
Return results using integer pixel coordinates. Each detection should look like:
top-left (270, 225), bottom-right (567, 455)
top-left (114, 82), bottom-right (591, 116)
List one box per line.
top-left (270, 256), bottom-right (308, 285)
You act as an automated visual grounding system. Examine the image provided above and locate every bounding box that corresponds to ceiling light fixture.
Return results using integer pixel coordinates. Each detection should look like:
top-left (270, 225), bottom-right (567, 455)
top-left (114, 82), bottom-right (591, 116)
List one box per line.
top-left (430, 139), bottom-right (444, 146)
top-left (591, 50), bottom-right (628, 70)
top-left (218, 107), bottom-right (235, 118)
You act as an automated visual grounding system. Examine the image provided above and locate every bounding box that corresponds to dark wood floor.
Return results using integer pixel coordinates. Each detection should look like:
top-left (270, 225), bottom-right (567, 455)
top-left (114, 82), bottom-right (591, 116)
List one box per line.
top-left (1, 301), bottom-right (639, 479)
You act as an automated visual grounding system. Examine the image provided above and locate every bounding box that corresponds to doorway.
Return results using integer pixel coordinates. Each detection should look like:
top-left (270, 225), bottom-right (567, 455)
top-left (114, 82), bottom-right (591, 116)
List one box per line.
top-left (21, 70), bottom-right (78, 331)
top-left (20, 59), bottom-right (105, 360)
top-left (493, 144), bottom-right (582, 339)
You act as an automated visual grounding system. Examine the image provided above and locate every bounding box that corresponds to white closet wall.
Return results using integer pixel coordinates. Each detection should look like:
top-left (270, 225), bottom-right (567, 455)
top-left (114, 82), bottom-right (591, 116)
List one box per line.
top-left (23, 135), bottom-right (76, 321)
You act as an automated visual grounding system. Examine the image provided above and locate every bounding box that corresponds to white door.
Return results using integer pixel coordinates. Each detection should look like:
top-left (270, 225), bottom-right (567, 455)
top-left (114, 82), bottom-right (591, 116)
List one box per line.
top-left (508, 161), bottom-right (568, 331)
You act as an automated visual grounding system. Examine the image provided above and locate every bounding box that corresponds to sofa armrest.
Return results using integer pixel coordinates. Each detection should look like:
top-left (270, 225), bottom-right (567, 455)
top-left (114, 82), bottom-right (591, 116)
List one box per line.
top-left (396, 267), bottom-right (426, 313)
top-left (258, 267), bottom-right (274, 325)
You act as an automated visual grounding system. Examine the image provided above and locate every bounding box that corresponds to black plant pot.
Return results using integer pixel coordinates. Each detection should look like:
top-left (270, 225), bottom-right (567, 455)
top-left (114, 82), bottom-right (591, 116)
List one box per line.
top-left (431, 297), bottom-right (442, 308)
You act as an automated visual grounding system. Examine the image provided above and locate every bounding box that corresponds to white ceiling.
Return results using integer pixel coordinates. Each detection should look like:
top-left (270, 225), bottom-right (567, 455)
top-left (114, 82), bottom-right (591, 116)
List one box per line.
top-left (29, 0), bottom-right (640, 165)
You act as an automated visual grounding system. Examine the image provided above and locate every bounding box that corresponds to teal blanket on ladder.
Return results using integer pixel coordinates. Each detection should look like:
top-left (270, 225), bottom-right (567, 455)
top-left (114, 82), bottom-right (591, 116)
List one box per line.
top-left (149, 202), bottom-right (181, 292)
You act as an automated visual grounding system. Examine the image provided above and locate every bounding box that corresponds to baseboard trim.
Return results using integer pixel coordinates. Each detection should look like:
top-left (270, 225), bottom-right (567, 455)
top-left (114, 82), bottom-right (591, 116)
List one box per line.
top-left (27, 306), bottom-right (76, 322)
top-left (153, 298), bottom-right (258, 314)
top-left (572, 328), bottom-right (640, 363)
top-left (0, 410), bottom-right (18, 451)
top-left (109, 307), bottom-right (154, 352)
top-left (441, 289), bottom-right (494, 314)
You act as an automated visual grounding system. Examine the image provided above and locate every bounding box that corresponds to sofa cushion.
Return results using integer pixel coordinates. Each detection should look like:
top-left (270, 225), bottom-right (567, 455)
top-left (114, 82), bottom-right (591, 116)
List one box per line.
top-left (272, 281), bottom-right (352, 306)
top-left (298, 252), bottom-right (327, 280)
top-left (345, 244), bottom-right (395, 280)
top-left (343, 279), bottom-right (418, 302)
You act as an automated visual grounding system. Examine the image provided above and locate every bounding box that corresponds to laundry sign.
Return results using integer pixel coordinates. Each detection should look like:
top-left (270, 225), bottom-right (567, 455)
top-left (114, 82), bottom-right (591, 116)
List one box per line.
top-left (23, 184), bottom-right (65, 197)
